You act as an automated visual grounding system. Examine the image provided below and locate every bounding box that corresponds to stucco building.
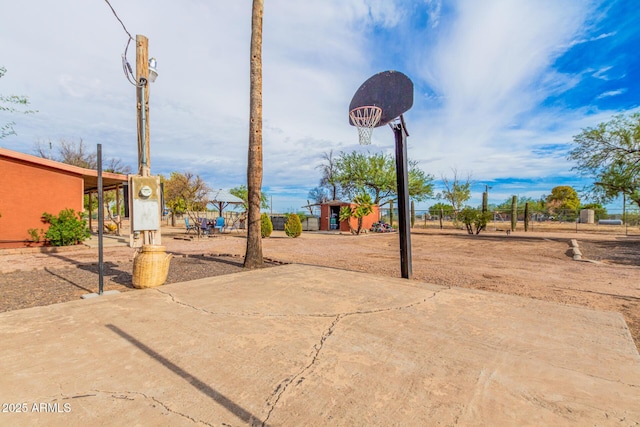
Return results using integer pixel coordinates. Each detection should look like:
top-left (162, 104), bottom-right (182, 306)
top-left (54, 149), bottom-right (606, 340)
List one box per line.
top-left (0, 148), bottom-right (127, 248)
top-left (318, 200), bottom-right (380, 233)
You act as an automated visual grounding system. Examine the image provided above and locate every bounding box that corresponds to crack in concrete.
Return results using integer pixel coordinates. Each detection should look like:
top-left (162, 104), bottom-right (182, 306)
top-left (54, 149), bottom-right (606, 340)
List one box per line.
top-left (261, 291), bottom-right (441, 425)
top-left (89, 389), bottom-right (215, 426)
top-left (153, 286), bottom-right (442, 426)
top-left (155, 288), bottom-right (440, 319)
top-left (262, 314), bottom-right (343, 427)
top-left (155, 288), bottom-right (215, 315)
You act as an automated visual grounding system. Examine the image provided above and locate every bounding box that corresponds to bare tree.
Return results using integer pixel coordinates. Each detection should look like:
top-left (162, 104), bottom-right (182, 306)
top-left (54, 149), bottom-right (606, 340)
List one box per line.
top-left (317, 149), bottom-right (340, 200)
top-left (164, 172), bottom-right (210, 235)
top-left (244, 0), bottom-right (264, 269)
top-left (34, 138), bottom-right (132, 234)
top-left (104, 158), bottom-right (132, 174)
top-left (438, 168), bottom-right (472, 222)
top-left (34, 138), bottom-right (131, 174)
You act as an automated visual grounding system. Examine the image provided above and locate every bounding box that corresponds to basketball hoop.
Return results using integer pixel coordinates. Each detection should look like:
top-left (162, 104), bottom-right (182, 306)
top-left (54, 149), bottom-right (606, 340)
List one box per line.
top-left (349, 105), bottom-right (382, 145)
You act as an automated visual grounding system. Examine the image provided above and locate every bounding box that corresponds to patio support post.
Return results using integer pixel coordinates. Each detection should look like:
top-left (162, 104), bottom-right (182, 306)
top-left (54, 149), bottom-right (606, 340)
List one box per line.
top-left (97, 144), bottom-right (104, 295)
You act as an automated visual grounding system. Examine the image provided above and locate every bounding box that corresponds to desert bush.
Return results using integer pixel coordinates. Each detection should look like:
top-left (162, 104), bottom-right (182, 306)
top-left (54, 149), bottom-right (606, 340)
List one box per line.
top-left (260, 213), bottom-right (273, 238)
top-left (40, 208), bottom-right (91, 246)
top-left (339, 193), bottom-right (373, 235)
top-left (284, 213), bottom-right (302, 238)
top-left (459, 207), bottom-right (492, 235)
top-left (27, 228), bottom-right (42, 243)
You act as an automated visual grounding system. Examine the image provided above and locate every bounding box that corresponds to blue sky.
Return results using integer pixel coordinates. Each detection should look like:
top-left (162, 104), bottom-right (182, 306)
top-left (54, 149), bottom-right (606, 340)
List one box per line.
top-left (1, 0), bottom-right (639, 213)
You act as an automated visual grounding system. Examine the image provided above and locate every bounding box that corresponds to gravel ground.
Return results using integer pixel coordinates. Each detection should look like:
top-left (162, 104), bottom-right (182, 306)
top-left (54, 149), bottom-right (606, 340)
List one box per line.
top-left (1, 227), bottom-right (638, 352)
top-left (0, 254), bottom-right (277, 312)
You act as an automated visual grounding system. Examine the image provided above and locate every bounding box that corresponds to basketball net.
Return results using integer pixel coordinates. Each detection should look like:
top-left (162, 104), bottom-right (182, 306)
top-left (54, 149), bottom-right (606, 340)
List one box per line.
top-left (349, 106), bottom-right (382, 145)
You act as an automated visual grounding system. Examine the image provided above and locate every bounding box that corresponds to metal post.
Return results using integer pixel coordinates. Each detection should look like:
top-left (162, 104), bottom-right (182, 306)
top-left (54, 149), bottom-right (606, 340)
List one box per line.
top-left (97, 144), bottom-right (104, 295)
top-left (137, 81), bottom-right (148, 173)
top-left (623, 193), bottom-right (627, 236)
top-left (391, 117), bottom-right (412, 279)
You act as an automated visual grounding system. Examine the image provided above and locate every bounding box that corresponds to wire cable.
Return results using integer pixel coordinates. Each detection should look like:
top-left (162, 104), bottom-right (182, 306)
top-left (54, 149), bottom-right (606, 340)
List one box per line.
top-left (103, 0), bottom-right (142, 87)
top-left (104, 0), bottom-right (133, 41)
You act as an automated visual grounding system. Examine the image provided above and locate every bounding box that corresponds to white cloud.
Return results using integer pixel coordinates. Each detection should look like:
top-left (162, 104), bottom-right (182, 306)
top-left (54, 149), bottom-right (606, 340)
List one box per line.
top-left (596, 88), bottom-right (627, 99)
top-left (567, 31), bottom-right (616, 48)
top-left (423, 0), bottom-right (443, 28)
top-left (591, 65), bottom-right (613, 80)
top-left (0, 0), bottom-right (633, 212)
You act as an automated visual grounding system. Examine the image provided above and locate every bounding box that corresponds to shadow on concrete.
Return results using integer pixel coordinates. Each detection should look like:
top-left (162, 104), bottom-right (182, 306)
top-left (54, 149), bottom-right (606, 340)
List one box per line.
top-left (106, 324), bottom-right (268, 427)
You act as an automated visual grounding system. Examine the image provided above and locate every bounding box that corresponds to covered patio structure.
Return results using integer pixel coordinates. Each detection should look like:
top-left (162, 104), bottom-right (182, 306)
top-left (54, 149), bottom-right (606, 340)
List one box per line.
top-left (0, 148), bottom-right (128, 248)
top-left (206, 189), bottom-right (245, 232)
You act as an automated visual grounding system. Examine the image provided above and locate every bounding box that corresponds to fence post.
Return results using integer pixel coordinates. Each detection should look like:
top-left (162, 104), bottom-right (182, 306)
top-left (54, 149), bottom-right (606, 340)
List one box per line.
top-left (511, 196), bottom-right (517, 232)
top-left (410, 200), bottom-right (415, 228)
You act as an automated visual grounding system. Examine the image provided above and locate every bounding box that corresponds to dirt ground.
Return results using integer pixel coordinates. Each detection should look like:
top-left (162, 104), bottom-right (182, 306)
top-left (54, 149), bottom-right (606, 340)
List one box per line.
top-left (1, 226), bottom-right (638, 352)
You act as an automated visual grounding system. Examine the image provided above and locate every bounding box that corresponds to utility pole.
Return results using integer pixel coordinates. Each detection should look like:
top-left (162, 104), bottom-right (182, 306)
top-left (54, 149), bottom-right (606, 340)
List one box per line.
top-left (129, 34), bottom-right (161, 247)
top-left (136, 34), bottom-right (151, 177)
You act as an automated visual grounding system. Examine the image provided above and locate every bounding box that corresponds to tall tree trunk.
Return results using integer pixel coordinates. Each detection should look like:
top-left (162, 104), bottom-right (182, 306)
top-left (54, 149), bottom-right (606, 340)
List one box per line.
top-left (244, 0), bottom-right (264, 269)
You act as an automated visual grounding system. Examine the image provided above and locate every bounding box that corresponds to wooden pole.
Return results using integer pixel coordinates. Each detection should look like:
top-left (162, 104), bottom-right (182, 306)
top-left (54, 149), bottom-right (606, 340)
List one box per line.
top-left (244, 0), bottom-right (265, 269)
top-left (135, 34), bottom-right (158, 245)
top-left (136, 35), bottom-right (151, 177)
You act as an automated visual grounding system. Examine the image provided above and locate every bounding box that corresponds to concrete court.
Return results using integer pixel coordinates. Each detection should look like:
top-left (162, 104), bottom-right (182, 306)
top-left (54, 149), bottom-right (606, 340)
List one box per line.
top-left (0, 264), bottom-right (638, 426)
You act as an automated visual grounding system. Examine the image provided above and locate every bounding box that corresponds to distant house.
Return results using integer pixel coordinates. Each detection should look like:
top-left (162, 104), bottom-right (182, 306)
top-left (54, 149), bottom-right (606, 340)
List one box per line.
top-left (318, 200), bottom-right (380, 232)
top-left (0, 148), bottom-right (128, 249)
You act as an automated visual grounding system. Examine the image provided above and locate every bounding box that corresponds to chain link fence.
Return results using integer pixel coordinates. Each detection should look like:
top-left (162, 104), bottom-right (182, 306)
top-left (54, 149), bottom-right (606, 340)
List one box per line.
top-left (378, 207), bottom-right (640, 236)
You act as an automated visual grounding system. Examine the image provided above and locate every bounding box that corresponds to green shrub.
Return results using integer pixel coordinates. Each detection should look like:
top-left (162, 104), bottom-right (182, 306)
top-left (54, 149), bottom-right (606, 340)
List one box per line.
top-left (458, 207), bottom-right (492, 235)
top-left (27, 228), bottom-right (42, 243)
top-left (41, 208), bottom-right (91, 246)
top-left (260, 213), bottom-right (273, 238)
top-left (284, 213), bottom-right (302, 238)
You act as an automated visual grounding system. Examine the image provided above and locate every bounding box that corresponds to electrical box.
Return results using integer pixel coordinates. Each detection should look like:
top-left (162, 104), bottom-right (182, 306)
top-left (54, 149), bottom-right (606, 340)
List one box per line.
top-left (129, 175), bottom-right (161, 232)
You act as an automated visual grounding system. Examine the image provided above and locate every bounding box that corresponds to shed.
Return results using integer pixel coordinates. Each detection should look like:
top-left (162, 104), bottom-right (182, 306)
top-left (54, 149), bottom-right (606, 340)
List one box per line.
top-left (0, 148), bottom-right (128, 248)
top-left (319, 200), bottom-right (380, 232)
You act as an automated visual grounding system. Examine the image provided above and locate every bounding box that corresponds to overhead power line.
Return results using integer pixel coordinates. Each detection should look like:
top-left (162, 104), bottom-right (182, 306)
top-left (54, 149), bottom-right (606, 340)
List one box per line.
top-left (103, 0), bottom-right (133, 41)
top-left (102, 0), bottom-right (139, 86)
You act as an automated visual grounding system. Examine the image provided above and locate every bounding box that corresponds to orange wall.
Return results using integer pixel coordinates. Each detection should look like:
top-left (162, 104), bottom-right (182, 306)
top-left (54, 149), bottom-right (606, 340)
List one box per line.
top-left (348, 205), bottom-right (379, 232)
top-left (0, 157), bottom-right (84, 248)
top-left (319, 203), bottom-right (379, 232)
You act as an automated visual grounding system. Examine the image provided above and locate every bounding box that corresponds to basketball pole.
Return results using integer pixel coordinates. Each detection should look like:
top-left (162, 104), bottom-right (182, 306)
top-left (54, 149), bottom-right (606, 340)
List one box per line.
top-left (391, 116), bottom-right (412, 279)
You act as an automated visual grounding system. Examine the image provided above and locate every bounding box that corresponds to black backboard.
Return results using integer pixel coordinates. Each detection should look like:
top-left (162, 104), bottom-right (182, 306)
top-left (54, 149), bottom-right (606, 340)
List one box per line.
top-left (349, 70), bottom-right (414, 127)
